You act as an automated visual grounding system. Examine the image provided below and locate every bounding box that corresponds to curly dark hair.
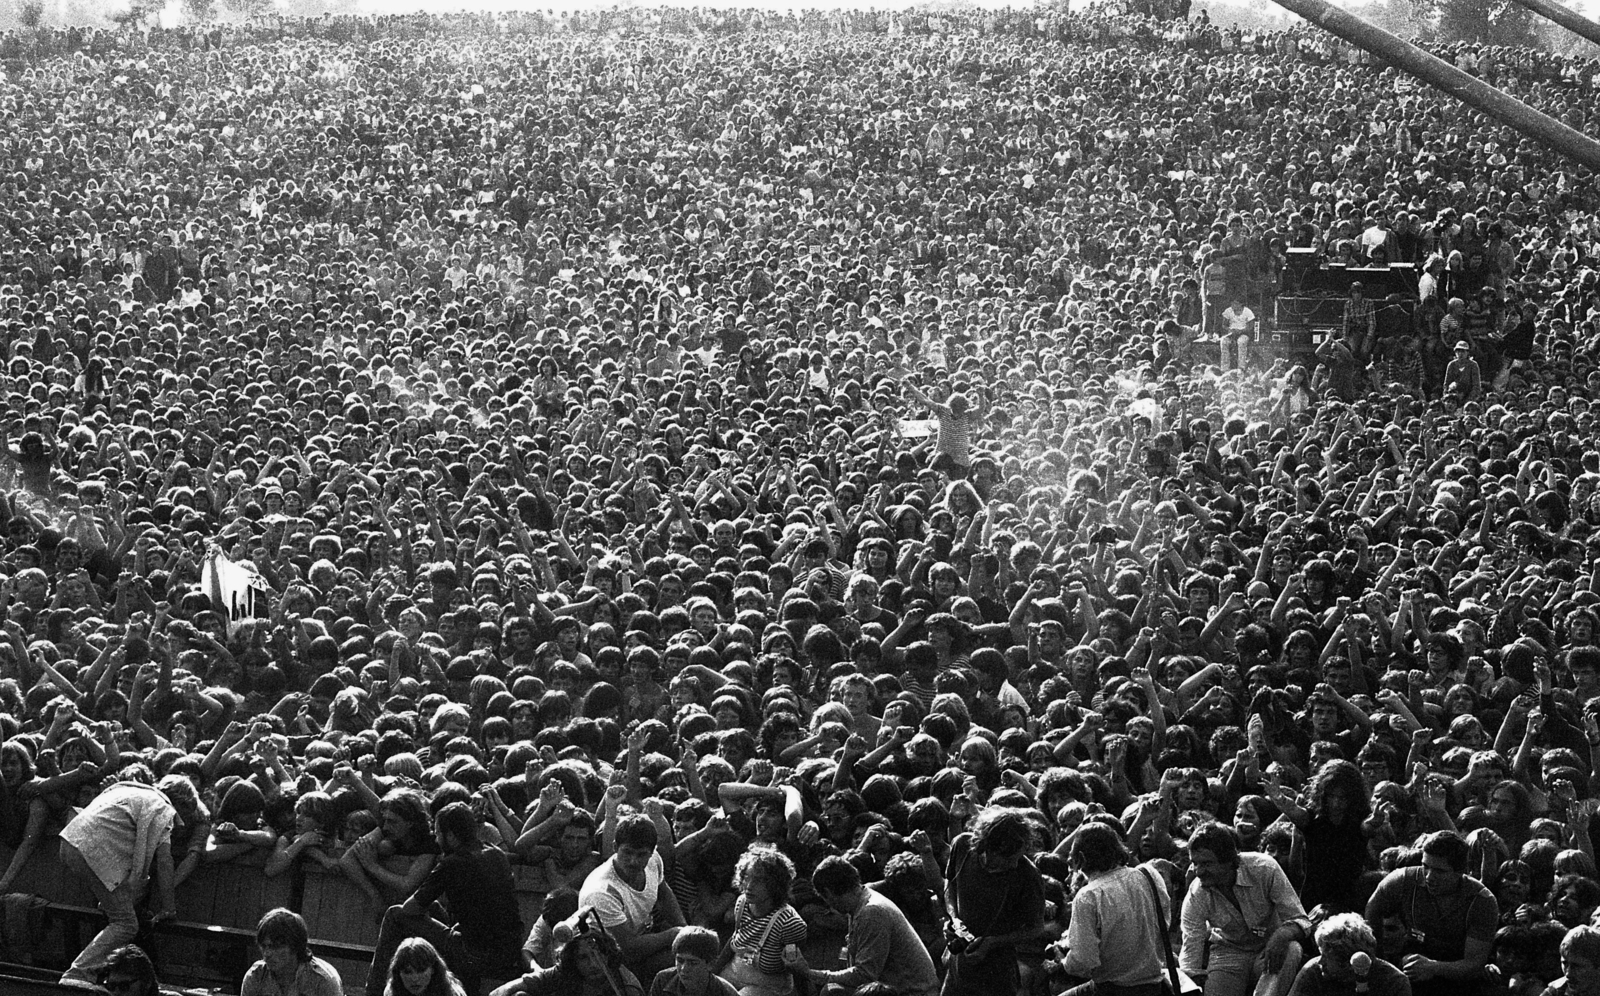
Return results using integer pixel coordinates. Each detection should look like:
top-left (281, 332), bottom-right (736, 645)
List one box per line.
top-left (1307, 759), bottom-right (1370, 825)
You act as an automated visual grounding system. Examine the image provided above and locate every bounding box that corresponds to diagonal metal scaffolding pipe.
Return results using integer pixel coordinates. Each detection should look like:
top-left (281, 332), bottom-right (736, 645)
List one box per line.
top-left (1266, 0), bottom-right (1600, 174)
top-left (1508, 0), bottom-right (1600, 48)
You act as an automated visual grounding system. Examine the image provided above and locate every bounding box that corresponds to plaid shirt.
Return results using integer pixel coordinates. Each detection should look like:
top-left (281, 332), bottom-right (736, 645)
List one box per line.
top-left (1382, 345), bottom-right (1424, 389)
top-left (1342, 296), bottom-right (1375, 341)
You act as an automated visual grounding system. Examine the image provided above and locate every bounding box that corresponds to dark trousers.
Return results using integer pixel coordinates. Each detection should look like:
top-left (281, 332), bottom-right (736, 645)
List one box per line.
top-left (369, 905), bottom-right (484, 994)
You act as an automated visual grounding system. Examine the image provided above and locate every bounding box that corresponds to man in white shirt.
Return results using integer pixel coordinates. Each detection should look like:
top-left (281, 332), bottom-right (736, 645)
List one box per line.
top-left (1359, 216), bottom-right (1391, 260)
top-left (1220, 295), bottom-right (1257, 370)
top-left (1418, 255), bottom-right (1444, 306)
top-left (574, 813), bottom-right (684, 979)
top-left (1182, 823), bottom-right (1309, 996)
top-left (1055, 823), bottom-right (1172, 990)
top-left (59, 780), bottom-right (180, 986)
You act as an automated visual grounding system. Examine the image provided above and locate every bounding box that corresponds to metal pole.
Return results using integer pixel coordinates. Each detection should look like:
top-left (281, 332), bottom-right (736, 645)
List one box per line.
top-left (1267, 0), bottom-right (1600, 174)
top-left (1508, 0), bottom-right (1600, 48)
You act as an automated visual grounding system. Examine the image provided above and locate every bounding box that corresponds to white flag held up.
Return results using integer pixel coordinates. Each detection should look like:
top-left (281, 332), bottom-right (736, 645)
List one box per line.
top-left (202, 546), bottom-right (273, 635)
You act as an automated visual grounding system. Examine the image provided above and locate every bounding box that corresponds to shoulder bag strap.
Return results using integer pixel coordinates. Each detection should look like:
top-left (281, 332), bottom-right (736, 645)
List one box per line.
top-left (1140, 864), bottom-right (1182, 994)
top-left (754, 903), bottom-right (783, 952)
top-left (941, 837), bottom-right (971, 929)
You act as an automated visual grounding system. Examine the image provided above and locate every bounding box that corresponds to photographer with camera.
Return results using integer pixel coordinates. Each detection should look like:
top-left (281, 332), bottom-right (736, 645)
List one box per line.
top-left (941, 807), bottom-right (1045, 996)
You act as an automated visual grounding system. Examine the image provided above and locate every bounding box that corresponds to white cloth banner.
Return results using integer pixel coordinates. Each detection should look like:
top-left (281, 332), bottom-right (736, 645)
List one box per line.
top-left (202, 547), bottom-right (272, 635)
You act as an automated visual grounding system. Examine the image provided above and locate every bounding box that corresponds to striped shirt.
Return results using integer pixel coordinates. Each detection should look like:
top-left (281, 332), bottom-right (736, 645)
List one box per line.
top-left (730, 896), bottom-right (808, 974)
top-left (935, 408), bottom-right (976, 465)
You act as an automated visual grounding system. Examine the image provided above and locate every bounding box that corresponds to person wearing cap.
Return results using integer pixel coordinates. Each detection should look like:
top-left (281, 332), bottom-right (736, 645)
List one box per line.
top-left (1443, 339), bottom-right (1482, 404)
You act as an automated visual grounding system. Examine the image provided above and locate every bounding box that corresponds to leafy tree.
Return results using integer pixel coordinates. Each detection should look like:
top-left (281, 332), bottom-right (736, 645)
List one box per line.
top-left (18, 0), bottom-right (43, 28)
top-left (1411, 0), bottom-right (1538, 45)
top-left (111, 0), bottom-right (167, 27)
top-left (183, 0), bottom-right (216, 21)
top-left (219, 0), bottom-right (274, 18)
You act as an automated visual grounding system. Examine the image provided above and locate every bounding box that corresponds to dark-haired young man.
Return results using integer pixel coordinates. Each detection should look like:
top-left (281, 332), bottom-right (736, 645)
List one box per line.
top-left (783, 855), bottom-right (939, 996)
top-left (369, 801), bottom-right (523, 994)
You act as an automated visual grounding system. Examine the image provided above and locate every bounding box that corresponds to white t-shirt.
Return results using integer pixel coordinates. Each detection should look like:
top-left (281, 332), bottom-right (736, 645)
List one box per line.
top-left (577, 850), bottom-right (663, 932)
top-left (1223, 305), bottom-right (1256, 334)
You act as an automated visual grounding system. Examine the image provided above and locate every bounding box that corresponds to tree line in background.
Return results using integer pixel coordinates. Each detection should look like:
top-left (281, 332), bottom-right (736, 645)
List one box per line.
top-left (1366, 0), bottom-right (1542, 48)
top-left (0, 0), bottom-right (1595, 65)
top-left (1082, 0), bottom-right (1597, 51)
top-left (2, 0), bottom-right (333, 30)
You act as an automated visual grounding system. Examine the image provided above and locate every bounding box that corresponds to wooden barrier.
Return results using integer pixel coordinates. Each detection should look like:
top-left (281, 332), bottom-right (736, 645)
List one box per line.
top-left (0, 962), bottom-right (207, 996)
top-left (0, 841), bottom-right (554, 995)
top-left (297, 858), bottom-right (423, 994)
top-left (175, 851), bottom-right (293, 931)
top-left (156, 850), bottom-right (290, 991)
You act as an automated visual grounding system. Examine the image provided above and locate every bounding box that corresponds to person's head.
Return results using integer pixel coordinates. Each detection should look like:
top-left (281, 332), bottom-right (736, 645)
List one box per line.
top-left (1488, 780), bottom-right (1532, 823)
top-left (1564, 926), bottom-right (1600, 994)
top-left (736, 846), bottom-right (796, 907)
top-left (957, 735), bottom-right (997, 776)
top-left (811, 854), bottom-right (865, 913)
top-left (557, 809), bottom-right (597, 860)
top-left (1421, 830), bottom-right (1470, 897)
top-left (613, 813), bottom-right (659, 881)
top-left (970, 806), bottom-right (1032, 871)
top-left (217, 778), bottom-right (267, 828)
top-left (379, 788), bottom-right (432, 845)
top-left (1189, 822), bottom-right (1242, 890)
top-left (157, 772), bottom-right (207, 827)
top-left (1314, 913), bottom-right (1377, 983)
top-left (433, 801), bottom-right (477, 853)
top-left (101, 945), bottom-right (158, 996)
top-left (558, 923), bottom-right (623, 980)
top-left (0, 740), bottom-right (33, 788)
top-left (386, 936), bottom-right (462, 996)
top-left (1553, 873), bottom-right (1600, 927)
top-left (1067, 822), bottom-right (1130, 875)
top-left (1309, 759), bottom-right (1369, 826)
top-left (256, 908), bottom-right (311, 973)
top-left (671, 927), bottom-right (721, 991)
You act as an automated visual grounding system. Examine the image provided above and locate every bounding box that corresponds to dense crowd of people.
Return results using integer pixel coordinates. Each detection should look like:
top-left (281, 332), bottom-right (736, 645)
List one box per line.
top-left (1, 3), bottom-right (1600, 996)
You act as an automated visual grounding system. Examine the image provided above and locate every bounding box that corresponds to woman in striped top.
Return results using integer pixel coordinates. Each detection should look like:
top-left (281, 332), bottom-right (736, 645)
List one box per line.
top-left (716, 848), bottom-right (807, 996)
top-left (901, 379), bottom-right (986, 479)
